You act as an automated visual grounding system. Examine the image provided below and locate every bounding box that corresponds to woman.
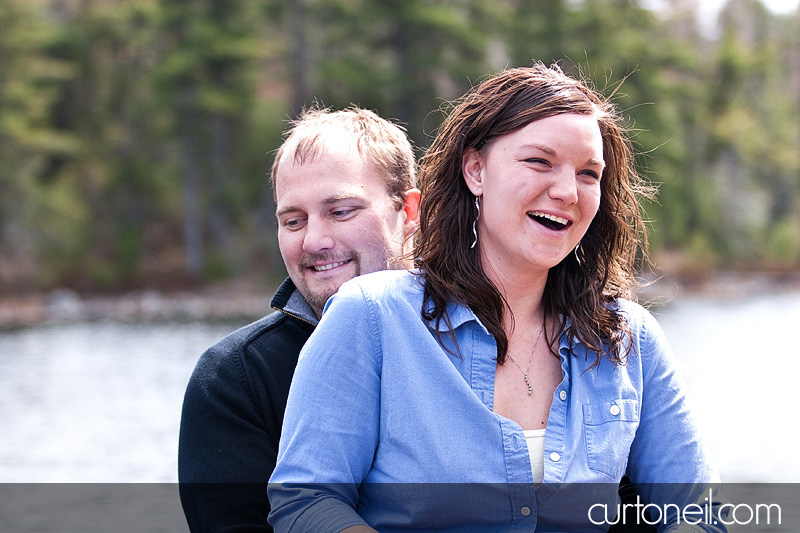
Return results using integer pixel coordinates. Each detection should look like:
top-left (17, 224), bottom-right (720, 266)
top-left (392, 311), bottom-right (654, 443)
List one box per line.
top-left (268, 64), bottom-right (725, 532)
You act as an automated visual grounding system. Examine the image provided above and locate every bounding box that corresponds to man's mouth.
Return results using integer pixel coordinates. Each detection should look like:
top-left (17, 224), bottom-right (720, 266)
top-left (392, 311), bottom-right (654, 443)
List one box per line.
top-left (528, 211), bottom-right (571, 231)
top-left (311, 260), bottom-right (350, 272)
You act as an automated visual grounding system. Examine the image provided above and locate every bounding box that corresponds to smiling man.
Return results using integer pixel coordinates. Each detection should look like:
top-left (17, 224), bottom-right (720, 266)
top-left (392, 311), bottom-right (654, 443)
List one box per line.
top-left (274, 117), bottom-right (419, 318)
top-left (178, 106), bottom-right (419, 532)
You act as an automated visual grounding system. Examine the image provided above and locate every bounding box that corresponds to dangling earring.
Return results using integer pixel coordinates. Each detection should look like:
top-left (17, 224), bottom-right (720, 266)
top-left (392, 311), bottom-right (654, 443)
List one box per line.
top-left (573, 242), bottom-right (583, 265)
top-left (470, 196), bottom-right (481, 249)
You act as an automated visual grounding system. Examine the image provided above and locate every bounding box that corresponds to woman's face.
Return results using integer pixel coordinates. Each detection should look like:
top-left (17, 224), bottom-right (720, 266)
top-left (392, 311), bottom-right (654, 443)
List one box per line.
top-left (462, 112), bottom-right (605, 282)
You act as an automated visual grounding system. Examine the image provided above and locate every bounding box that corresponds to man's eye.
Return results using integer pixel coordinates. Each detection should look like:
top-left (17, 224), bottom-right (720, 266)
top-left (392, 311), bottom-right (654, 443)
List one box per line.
top-left (331, 208), bottom-right (357, 218)
top-left (283, 218), bottom-right (304, 229)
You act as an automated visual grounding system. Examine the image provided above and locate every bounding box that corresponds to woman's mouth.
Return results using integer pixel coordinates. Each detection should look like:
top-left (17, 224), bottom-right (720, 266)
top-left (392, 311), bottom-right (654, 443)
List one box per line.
top-left (528, 211), bottom-right (571, 231)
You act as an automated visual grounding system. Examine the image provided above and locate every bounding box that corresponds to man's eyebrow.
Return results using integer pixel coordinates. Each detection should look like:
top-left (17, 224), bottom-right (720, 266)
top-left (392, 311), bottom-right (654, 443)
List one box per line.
top-left (322, 194), bottom-right (366, 205)
top-left (275, 195), bottom-right (366, 218)
top-left (275, 205), bottom-right (300, 218)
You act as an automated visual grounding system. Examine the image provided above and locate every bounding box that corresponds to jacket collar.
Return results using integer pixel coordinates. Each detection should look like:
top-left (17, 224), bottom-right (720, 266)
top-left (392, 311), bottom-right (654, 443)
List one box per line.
top-left (270, 277), bottom-right (319, 326)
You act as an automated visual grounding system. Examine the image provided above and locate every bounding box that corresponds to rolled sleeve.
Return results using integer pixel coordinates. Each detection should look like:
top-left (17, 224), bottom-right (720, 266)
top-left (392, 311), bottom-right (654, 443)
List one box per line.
top-left (268, 281), bottom-right (382, 531)
top-left (625, 306), bottom-right (726, 531)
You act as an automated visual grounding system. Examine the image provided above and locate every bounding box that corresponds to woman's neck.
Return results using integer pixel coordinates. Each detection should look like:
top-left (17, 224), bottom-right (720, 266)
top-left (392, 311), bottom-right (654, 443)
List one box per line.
top-left (483, 260), bottom-right (549, 323)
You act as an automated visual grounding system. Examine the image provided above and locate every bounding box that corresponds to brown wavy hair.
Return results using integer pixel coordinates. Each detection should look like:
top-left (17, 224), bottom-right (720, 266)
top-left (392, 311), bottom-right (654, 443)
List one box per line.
top-left (414, 63), bottom-right (655, 366)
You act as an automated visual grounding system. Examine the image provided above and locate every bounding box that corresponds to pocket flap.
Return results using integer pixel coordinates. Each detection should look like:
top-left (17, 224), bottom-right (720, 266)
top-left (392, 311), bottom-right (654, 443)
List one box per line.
top-left (582, 399), bottom-right (639, 425)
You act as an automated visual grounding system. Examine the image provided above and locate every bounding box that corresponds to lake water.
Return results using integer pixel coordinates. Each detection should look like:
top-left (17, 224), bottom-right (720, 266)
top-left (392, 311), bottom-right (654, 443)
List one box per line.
top-left (1, 289), bottom-right (799, 484)
top-left (652, 289), bottom-right (800, 483)
top-left (0, 319), bottom-right (239, 483)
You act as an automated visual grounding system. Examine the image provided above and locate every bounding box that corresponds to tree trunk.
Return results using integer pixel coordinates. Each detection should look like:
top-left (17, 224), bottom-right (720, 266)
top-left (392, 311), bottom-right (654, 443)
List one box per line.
top-left (179, 86), bottom-right (203, 276)
top-left (289, 0), bottom-right (309, 114)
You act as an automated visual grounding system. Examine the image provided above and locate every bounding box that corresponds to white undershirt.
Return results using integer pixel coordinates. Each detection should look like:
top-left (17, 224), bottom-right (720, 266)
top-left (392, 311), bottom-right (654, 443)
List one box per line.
top-left (522, 429), bottom-right (546, 484)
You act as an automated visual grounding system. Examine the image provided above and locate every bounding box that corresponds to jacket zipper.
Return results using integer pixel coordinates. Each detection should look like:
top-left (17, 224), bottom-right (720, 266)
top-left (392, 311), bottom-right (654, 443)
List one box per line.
top-left (273, 306), bottom-right (316, 328)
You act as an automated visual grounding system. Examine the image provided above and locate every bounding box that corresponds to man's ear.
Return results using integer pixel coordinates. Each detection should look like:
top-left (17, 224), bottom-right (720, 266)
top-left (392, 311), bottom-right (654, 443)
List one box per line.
top-left (462, 148), bottom-right (484, 196)
top-left (402, 188), bottom-right (421, 233)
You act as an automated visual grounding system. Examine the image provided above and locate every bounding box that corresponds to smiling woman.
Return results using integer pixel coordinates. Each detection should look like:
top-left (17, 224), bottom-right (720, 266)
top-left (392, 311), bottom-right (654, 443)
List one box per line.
top-left (267, 64), bottom-right (726, 532)
top-left (461, 113), bottom-right (604, 288)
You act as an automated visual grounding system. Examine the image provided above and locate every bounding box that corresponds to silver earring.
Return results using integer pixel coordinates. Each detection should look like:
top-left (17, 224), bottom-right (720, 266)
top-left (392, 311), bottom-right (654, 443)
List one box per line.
top-left (573, 243), bottom-right (583, 265)
top-left (470, 196), bottom-right (481, 249)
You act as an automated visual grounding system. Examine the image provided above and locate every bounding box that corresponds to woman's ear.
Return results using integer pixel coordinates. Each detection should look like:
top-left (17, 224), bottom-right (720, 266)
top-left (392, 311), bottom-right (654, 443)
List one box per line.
top-left (462, 148), bottom-right (484, 196)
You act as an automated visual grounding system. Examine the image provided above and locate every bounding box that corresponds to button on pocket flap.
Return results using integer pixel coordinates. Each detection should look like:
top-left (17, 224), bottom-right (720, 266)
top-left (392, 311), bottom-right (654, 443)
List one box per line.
top-left (582, 399), bottom-right (639, 425)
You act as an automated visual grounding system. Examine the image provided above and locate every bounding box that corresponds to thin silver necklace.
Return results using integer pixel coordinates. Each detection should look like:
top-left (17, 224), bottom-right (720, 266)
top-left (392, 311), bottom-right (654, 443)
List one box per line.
top-left (505, 326), bottom-right (544, 396)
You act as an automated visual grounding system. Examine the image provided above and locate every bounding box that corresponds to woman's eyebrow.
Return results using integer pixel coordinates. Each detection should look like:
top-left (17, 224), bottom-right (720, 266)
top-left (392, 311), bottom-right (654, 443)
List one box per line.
top-left (521, 143), bottom-right (557, 156)
top-left (522, 143), bottom-right (604, 167)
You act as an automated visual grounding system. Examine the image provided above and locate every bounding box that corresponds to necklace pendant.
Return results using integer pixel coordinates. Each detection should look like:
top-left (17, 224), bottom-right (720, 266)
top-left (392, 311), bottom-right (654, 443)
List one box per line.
top-left (524, 373), bottom-right (532, 396)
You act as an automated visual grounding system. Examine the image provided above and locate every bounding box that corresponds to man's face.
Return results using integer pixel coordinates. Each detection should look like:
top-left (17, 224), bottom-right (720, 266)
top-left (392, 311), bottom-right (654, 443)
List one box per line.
top-left (275, 141), bottom-right (414, 318)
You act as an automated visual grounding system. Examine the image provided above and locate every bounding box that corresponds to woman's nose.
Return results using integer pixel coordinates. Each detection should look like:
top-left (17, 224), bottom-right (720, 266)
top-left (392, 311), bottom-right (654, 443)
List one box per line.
top-left (547, 171), bottom-right (579, 204)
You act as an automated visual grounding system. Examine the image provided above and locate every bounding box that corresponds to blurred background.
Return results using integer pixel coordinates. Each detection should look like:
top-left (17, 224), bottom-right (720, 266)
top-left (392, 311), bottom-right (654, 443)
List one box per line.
top-left (1, 0), bottom-right (799, 484)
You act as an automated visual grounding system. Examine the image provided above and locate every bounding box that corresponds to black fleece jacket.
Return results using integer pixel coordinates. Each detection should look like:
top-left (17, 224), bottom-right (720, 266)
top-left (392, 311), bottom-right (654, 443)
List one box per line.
top-left (178, 278), bottom-right (316, 532)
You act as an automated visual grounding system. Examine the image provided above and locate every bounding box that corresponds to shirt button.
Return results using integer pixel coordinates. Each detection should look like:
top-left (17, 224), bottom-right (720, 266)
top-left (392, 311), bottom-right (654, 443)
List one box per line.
top-left (520, 506), bottom-right (531, 516)
top-left (609, 404), bottom-right (621, 416)
top-left (559, 390), bottom-right (567, 401)
top-left (549, 451), bottom-right (561, 462)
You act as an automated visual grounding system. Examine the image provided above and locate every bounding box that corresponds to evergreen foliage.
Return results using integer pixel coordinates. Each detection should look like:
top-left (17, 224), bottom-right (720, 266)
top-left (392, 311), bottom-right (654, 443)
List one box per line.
top-left (1, 0), bottom-right (798, 292)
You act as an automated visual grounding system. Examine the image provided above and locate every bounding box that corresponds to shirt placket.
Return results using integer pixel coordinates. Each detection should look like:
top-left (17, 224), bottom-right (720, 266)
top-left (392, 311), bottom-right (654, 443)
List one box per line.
top-left (542, 346), bottom-right (571, 484)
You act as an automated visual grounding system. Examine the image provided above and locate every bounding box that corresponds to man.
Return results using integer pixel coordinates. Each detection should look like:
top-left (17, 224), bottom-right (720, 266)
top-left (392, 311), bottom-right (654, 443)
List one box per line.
top-left (178, 106), bottom-right (419, 532)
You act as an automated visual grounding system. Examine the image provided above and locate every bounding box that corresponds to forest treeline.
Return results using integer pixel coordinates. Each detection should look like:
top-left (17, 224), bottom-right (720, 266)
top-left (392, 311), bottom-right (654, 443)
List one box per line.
top-left (1, 0), bottom-right (798, 294)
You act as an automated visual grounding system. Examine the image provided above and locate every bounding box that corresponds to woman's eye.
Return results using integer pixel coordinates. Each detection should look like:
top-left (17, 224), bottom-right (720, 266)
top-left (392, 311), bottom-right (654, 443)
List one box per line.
top-left (525, 158), bottom-right (549, 166)
top-left (581, 169), bottom-right (601, 180)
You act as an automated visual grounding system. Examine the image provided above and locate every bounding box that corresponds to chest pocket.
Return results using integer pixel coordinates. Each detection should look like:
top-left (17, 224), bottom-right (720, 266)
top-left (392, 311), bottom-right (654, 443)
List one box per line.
top-left (583, 399), bottom-right (639, 479)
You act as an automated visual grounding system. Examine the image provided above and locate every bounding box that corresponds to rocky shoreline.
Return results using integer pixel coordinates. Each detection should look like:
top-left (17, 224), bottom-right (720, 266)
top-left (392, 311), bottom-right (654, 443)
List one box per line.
top-left (0, 280), bottom-right (277, 329)
top-left (2, 271), bottom-right (799, 329)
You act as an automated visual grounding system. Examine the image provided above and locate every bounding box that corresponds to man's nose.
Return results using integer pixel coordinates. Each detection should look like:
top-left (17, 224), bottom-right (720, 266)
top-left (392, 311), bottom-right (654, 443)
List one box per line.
top-left (302, 218), bottom-right (335, 253)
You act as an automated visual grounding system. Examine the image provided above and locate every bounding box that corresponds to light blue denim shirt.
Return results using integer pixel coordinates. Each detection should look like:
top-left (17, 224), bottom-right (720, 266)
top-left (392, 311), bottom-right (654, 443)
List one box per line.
top-left (268, 270), bottom-right (725, 532)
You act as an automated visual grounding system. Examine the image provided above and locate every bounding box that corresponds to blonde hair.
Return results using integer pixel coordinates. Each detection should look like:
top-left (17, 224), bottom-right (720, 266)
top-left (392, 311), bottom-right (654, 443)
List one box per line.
top-left (271, 106), bottom-right (416, 209)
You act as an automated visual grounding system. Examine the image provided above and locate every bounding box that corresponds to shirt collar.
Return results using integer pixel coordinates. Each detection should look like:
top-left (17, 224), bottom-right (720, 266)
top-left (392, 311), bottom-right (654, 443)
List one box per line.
top-left (424, 298), bottom-right (490, 336)
top-left (428, 298), bottom-right (583, 355)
